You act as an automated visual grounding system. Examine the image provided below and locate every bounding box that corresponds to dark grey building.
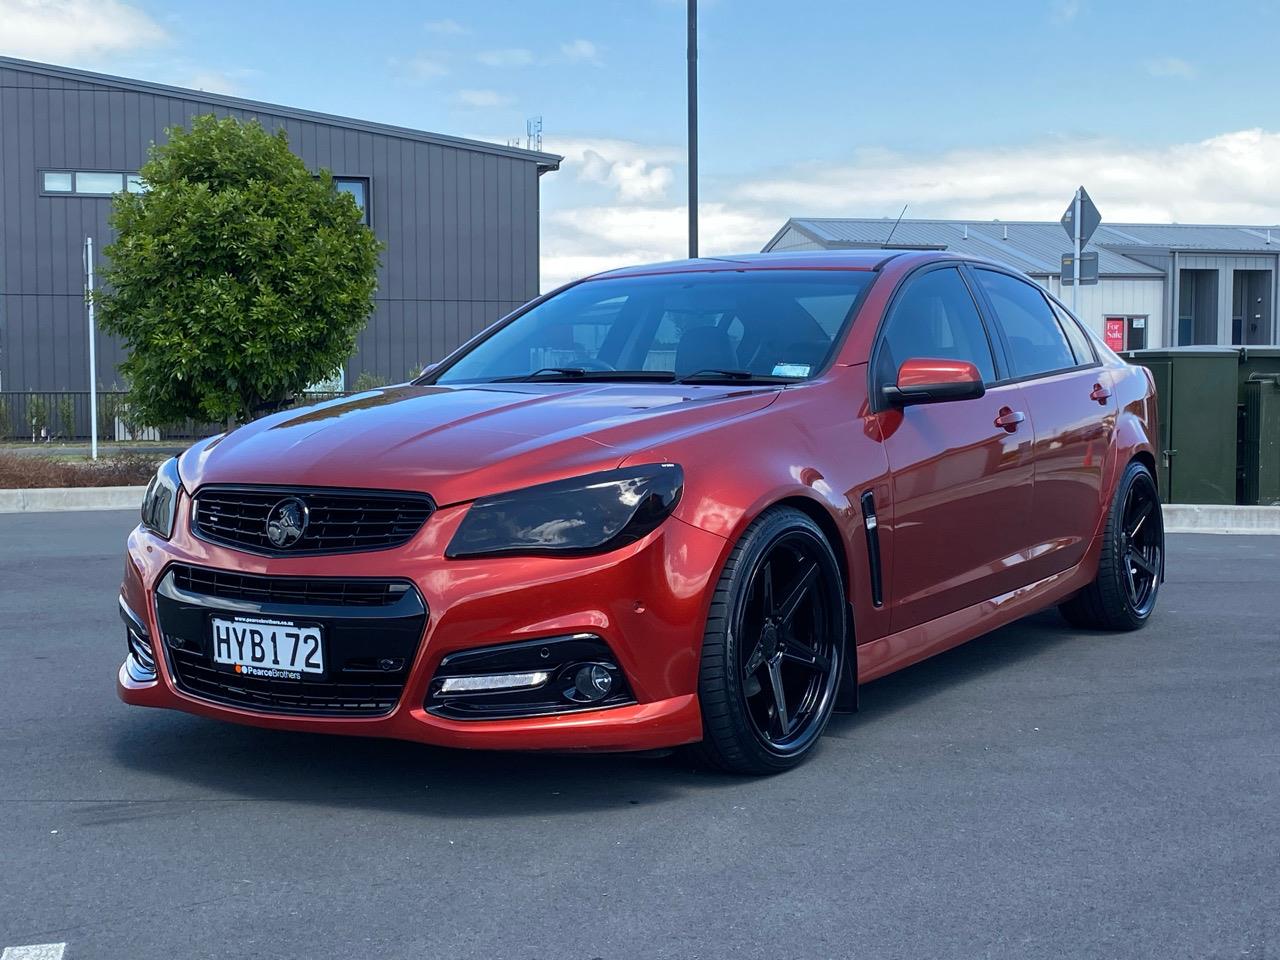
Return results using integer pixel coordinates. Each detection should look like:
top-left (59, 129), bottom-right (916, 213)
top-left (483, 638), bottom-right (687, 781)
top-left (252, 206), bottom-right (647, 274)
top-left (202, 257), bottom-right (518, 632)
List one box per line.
top-left (0, 56), bottom-right (561, 393)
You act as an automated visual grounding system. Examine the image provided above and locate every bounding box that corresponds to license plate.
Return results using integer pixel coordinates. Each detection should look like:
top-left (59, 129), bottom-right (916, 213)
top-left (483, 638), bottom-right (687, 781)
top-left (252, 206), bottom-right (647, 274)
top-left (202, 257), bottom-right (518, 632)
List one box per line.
top-left (210, 616), bottom-right (324, 679)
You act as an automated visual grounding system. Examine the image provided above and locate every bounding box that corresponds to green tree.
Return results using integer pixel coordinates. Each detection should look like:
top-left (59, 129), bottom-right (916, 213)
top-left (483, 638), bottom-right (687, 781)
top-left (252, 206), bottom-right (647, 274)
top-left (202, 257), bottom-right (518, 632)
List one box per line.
top-left (96, 115), bottom-right (381, 426)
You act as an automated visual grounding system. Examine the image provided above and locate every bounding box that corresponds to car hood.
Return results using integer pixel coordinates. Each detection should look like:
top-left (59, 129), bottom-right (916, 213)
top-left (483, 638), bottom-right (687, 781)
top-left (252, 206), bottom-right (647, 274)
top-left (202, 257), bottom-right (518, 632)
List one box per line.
top-left (180, 382), bottom-right (780, 506)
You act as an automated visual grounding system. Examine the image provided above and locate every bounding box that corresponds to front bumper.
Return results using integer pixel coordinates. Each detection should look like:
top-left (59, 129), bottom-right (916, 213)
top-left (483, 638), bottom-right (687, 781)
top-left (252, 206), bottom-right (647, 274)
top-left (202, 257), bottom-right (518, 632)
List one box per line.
top-left (117, 496), bottom-right (724, 752)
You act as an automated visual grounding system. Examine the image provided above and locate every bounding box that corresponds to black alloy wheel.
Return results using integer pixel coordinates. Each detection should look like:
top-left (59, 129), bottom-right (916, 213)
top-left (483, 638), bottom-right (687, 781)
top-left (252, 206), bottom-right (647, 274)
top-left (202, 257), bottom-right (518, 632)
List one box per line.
top-left (694, 506), bottom-right (846, 774)
top-left (1119, 473), bottom-right (1162, 617)
top-left (1060, 460), bottom-right (1164, 631)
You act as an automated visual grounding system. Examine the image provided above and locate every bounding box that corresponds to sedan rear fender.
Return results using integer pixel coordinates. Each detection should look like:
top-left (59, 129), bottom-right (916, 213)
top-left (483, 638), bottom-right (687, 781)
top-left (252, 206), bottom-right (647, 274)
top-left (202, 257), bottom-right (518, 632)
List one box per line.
top-left (1104, 363), bottom-right (1160, 506)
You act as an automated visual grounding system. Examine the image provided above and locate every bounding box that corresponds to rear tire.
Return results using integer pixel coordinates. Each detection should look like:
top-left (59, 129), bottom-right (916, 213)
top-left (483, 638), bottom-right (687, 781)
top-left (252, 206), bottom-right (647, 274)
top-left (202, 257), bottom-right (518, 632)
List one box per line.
top-left (1060, 460), bottom-right (1164, 631)
top-left (692, 506), bottom-right (846, 774)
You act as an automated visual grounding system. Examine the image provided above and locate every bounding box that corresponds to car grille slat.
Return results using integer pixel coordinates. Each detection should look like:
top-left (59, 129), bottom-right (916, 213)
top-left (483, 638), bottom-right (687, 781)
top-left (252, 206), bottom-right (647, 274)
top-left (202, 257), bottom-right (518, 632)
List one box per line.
top-left (159, 564), bottom-right (426, 717)
top-left (192, 486), bottom-right (433, 556)
top-left (169, 564), bottom-right (403, 607)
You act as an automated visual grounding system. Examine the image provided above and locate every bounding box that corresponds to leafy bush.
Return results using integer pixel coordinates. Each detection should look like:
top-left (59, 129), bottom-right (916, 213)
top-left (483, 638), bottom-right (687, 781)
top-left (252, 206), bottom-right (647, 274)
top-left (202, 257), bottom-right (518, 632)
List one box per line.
top-left (351, 370), bottom-right (389, 392)
top-left (57, 395), bottom-right (76, 439)
top-left (96, 115), bottom-right (382, 426)
top-left (27, 396), bottom-right (48, 442)
top-left (98, 391), bottom-right (121, 440)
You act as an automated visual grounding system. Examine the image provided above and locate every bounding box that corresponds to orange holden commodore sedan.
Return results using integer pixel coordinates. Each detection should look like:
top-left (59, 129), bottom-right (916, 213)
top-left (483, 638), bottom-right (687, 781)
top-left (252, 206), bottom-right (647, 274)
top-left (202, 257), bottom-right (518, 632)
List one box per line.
top-left (118, 251), bottom-right (1163, 774)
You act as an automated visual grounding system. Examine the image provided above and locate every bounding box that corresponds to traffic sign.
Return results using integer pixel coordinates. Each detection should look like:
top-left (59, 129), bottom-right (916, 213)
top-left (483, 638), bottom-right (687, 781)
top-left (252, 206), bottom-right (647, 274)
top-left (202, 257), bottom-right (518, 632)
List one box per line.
top-left (1061, 186), bottom-right (1101, 247)
top-left (1061, 252), bottom-right (1099, 285)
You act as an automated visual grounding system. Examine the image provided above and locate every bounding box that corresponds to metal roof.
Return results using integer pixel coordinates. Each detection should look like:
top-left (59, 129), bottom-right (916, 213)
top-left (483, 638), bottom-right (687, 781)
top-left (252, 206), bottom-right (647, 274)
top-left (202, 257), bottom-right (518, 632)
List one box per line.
top-left (0, 55), bottom-right (562, 172)
top-left (769, 217), bottom-right (1280, 277)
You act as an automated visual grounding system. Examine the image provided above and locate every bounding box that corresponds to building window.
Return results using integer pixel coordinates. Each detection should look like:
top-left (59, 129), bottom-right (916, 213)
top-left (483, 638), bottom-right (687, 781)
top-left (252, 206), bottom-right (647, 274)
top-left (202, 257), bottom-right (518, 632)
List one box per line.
top-left (74, 172), bottom-right (124, 194)
top-left (40, 170), bottom-right (148, 196)
top-left (334, 177), bottom-right (370, 225)
top-left (42, 171), bottom-right (73, 192)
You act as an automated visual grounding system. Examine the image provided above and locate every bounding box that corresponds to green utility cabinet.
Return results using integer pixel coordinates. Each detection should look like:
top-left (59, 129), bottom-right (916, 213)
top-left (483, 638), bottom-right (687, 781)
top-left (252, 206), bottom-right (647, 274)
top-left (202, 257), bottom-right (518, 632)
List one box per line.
top-left (1242, 375), bottom-right (1280, 505)
top-left (1237, 349), bottom-right (1280, 505)
top-left (1237, 346), bottom-right (1280, 395)
top-left (1121, 347), bottom-right (1240, 504)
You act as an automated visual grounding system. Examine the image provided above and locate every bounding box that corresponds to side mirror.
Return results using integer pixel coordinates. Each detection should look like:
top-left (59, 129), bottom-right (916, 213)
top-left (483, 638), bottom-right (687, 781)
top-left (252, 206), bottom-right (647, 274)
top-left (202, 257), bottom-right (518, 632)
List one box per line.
top-left (419, 361), bottom-right (439, 377)
top-left (884, 357), bottom-right (985, 406)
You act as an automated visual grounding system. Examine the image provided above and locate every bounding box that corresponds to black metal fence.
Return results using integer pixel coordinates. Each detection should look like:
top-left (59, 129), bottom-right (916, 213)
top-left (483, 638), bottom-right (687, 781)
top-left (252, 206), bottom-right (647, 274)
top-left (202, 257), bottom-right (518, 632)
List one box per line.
top-left (0, 391), bottom-right (350, 443)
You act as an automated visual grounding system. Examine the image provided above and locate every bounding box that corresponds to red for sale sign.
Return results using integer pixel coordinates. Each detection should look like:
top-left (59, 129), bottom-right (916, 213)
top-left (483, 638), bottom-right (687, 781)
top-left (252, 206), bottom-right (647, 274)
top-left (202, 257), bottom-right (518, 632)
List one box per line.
top-left (1104, 318), bottom-right (1126, 352)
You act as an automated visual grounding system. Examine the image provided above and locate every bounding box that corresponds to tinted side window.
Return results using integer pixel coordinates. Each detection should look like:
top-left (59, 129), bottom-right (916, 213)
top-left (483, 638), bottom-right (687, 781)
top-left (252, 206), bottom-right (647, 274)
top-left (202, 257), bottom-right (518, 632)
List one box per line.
top-left (876, 267), bottom-right (996, 386)
top-left (975, 270), bottom-right (1077, 377)
top-left (1050, 300), bottom-right (1097, 365)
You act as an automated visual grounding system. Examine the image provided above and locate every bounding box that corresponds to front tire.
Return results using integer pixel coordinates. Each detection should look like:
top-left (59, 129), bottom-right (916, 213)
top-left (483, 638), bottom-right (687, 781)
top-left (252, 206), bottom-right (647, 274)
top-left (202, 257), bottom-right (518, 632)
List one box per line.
top-left (1060, 460), bottom-right (1164, 631)
top-left (693, 506), bottom-right (846, 774)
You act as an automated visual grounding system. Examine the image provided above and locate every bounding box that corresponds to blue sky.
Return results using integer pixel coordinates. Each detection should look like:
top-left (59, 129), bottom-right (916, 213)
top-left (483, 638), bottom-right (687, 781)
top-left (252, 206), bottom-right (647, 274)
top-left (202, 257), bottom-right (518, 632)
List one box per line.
top-left (5, 0), bottom-right (1279, 287)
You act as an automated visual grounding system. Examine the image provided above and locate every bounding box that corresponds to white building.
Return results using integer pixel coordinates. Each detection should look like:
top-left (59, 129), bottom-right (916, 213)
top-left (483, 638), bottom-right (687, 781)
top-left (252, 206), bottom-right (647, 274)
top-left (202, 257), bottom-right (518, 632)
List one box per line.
top-left (764, 218), bottom-right (1280, 351)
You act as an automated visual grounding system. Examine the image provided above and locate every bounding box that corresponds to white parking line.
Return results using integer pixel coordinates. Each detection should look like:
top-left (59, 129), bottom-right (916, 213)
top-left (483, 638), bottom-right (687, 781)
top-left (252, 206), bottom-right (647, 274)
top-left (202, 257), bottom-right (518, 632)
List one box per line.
top-left (1, 945), bottom-right (66, 960)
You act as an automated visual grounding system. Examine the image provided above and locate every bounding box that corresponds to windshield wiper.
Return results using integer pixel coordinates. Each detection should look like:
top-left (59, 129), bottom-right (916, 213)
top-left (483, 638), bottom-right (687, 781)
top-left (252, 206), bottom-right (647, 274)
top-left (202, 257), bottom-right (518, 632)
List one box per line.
top-left (491, 368), bottom-right (679, 383)
top-left (675, 368), bottom-right (800, 384)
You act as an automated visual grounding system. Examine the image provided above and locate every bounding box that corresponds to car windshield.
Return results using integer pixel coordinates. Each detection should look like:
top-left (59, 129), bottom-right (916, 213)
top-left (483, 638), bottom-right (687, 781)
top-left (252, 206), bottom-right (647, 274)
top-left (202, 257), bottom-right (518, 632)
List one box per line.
top-left (432, 269), bottom-right (875, 384)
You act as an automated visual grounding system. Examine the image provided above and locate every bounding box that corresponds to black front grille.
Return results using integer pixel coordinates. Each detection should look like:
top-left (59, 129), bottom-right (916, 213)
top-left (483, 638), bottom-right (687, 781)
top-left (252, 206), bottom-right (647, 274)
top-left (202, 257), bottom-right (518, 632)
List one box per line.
top-left (192, 486), bottom-right (434, 556)
top-left (157, 565), bottom-right (427, 717)
top-left (170, 564), bottom-right (408, 607)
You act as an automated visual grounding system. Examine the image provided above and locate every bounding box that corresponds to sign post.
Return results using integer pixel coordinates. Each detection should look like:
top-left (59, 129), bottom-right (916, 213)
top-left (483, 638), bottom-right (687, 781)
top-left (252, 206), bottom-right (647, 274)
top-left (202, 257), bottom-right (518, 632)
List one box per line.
top-left (1060, 186), bottom-right (1101, 313)
top-left (84, 236), bottom-right (98, 461)
top-left (1071, 190), bottom-right (1081, 311)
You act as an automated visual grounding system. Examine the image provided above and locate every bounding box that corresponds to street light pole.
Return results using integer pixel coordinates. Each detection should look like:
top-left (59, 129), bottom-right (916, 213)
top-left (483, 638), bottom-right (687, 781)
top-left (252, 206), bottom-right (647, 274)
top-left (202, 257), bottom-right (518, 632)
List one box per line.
top-left (85, 236), bottom-right (99, 461)
top-left (686, 0), bottom-right (698, 259)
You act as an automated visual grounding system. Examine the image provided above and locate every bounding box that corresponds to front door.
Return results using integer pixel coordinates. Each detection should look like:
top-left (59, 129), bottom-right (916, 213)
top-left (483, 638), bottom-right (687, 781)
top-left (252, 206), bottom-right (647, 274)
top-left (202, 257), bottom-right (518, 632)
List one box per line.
top-left (871, 265), bottom-right (1036, 633)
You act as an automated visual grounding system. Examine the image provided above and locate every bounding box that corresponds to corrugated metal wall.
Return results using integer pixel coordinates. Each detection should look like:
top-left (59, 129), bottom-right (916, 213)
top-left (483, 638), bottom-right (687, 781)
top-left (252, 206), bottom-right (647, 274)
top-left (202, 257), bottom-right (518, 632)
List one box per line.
top-left (1040, 276), bottom-right (1166, 346)
top-left (1173, 254), bottom-right (1277, 345)
top-left (0, 62), bottom-right (544, 391)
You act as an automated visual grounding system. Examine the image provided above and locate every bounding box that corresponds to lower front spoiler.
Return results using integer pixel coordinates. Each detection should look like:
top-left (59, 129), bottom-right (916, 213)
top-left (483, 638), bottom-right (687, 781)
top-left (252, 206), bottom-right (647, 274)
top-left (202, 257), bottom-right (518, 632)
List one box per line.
top-left (117, 663), bottom-right (702, 753)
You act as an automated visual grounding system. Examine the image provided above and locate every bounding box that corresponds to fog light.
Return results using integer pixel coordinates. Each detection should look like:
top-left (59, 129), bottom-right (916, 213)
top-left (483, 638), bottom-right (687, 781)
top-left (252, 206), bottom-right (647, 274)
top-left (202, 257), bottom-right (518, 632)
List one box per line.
top-left (573, 663), bottom-right (614, 701)
top-left (438, 671), bottom-right (550, 694)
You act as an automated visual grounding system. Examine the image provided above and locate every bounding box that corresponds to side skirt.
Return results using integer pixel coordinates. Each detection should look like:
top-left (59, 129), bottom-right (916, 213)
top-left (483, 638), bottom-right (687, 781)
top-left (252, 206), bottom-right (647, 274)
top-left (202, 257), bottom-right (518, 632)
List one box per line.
top-left (855, 559), bottom-right (1095, 685)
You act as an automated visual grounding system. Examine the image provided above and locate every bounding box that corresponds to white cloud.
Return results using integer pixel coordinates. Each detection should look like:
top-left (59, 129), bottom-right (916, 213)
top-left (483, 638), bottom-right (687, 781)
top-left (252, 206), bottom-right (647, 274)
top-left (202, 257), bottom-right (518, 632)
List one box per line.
top-left (477, 48), bottom-right (535, 68)
top-left (456, 88), bottom-right (513, 109)
top-left (560, 39), bottom-right (601, 65)
top-left (553, 137), bottom-right (680, 203)
top-left (0, 0), bottom-right (167, 61)
top-left (1145, 56), bottom-right (1196, 78)
top-left (392, 54), bottom-right (449, 81)
top-left (541, 202), bottom-right (777, 290)
top-left (732, 129), bottom-right (1280, 224)
top-left (538, 128), bottom-right (1280, 292)
top-left (579, 150), bottom-right (673, 202)
top-left (424, 18), bottom-right (466, 35)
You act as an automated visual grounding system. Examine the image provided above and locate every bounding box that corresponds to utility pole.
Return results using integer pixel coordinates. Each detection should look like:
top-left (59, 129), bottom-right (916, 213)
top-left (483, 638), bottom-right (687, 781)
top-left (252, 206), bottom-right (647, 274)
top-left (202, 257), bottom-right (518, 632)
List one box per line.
top-left (85, 236), bottom-right (99, 461)
top-left (686, 0), bottom-right (698, 259)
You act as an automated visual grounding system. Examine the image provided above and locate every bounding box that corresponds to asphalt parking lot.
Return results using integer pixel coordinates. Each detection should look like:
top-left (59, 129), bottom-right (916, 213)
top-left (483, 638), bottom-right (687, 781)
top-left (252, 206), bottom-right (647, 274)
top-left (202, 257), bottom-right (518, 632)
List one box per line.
top-left (1, 512), bottom-right (1277, 960)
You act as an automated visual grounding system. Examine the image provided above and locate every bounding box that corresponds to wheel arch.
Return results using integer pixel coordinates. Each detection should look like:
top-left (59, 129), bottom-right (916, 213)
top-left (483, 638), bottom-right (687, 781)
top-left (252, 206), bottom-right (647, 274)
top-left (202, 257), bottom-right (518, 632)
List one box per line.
top-left (763, 493), bottom-right (860, 713)
top-left (1132, 449), bottom-right (1157, 491)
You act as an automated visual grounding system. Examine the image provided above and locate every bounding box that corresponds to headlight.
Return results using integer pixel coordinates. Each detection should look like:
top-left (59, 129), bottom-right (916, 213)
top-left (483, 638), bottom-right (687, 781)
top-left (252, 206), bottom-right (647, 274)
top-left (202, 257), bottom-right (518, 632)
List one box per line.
top-left (446, 463), bottom-right (684, 558)
top-left (141, 457), bottom-right (182, 539)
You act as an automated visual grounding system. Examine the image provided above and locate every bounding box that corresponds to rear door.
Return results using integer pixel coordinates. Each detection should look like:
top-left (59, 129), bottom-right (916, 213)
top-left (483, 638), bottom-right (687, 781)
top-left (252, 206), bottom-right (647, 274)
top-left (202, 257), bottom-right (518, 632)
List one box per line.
top-left (871, 264), bottom-right (1036, 633)
top-left (970, 268), bottom-right (1115, 580)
